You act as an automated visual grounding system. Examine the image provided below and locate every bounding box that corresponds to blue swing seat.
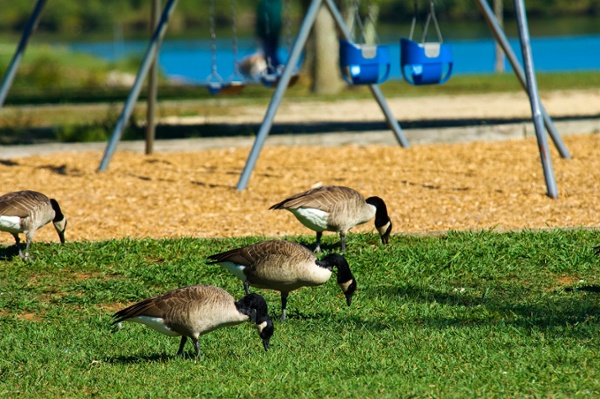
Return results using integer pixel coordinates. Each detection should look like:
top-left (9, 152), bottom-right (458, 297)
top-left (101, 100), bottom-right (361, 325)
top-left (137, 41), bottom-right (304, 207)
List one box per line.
top-left (400, 38), bottom-right (453, 85)
top-left (339, 39), bottom-right (391, 85)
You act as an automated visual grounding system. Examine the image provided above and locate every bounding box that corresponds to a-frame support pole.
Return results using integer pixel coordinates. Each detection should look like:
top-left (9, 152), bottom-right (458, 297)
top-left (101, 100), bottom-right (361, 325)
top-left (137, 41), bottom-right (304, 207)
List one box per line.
top-left (235, 0), bottom-right (408, 190)
top-left (98, 0), bottom-right (178, 171)
top-left (0, 0), bottom-right (47, 108)
top-left (476, 0), bottom-right (570, 160)
top-left (513, 0), bottom-right (558, 198)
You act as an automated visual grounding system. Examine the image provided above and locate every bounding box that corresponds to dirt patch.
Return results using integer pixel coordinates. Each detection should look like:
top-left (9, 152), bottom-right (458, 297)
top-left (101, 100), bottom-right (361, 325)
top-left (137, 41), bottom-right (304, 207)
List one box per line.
top-left (1, 133), bottom-right (599, 246)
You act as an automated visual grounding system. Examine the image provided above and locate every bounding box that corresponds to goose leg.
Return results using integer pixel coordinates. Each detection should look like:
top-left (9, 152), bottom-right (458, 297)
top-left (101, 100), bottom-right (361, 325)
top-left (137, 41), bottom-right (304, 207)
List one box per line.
top-left (11, 234), bottom-right (23, 259)
top-left (192, 338), bottom-right (201, 360)
top-left (340, 232), bottom-right (347, 254)
top-left (23, 233), bottom-right (35, 259)
top-left (177, 336), bottom-right (188, 357)
top-left (244, 280), bottom-right (250, 295)
top-left (280, 292), bottom-right (289, 322)
top-left (315, 232), bottom-right (323, 253)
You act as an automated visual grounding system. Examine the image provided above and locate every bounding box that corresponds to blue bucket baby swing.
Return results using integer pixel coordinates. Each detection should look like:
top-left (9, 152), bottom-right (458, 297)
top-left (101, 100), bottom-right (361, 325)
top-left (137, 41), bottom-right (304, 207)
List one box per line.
top-left (339, 0), bottom-right (391, 85)
top-left (401, 0), bottom-right (453, 85)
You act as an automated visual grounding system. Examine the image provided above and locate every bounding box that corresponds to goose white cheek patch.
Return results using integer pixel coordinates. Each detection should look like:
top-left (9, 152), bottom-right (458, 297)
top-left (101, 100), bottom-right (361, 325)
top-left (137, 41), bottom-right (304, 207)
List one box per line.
top-left (256, 321), bottom-right (268, 334)
top-left (377, 221), bottom-right (391, 237)
top-left (338, 280), bottom-right (354, 293)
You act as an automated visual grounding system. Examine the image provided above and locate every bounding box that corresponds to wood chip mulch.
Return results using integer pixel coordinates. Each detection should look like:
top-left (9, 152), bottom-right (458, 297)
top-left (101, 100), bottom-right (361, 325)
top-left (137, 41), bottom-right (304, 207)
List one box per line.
top-left (1, 134), bottom-right (599, 245)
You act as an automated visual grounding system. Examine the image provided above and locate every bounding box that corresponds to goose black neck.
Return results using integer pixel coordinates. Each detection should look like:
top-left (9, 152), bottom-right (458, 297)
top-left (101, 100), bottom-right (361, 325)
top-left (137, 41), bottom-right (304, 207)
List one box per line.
top-left (366, 196), bottom-right (390, 228)
top-left (317, 253), bottom-right (354, 284)
top-left (50, 199), bottom-right (65, 222)
top-left (236, 293), bottom-right (269, 320)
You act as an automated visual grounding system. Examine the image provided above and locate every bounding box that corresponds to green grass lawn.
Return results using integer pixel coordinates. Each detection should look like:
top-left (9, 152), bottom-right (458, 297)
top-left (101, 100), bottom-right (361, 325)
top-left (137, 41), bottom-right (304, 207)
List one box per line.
top-left (1, 229), bottom-right (599, 397)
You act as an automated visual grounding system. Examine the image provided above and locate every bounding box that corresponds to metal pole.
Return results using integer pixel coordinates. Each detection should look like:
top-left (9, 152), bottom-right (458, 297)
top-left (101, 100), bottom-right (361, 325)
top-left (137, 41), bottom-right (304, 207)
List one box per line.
top-left (323, 0), bottom-right (409, 148)
top-left (476, 0), bottom-right (570, 159)
top-left (513, 0), bottom-right (557, 199)
top-left (0, 0), bottom-right (47, 108)
top-left (146, 0), bottom-right (161, 155)
top-left (236, 0), bottom-right (324, 190)
top-left (98, 0), bottom-right (178, 171)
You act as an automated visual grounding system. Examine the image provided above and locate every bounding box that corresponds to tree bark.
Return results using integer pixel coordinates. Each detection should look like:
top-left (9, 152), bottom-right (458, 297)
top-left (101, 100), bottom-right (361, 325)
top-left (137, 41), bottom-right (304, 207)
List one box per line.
top-left (301, 1), bottom-right (345, 95)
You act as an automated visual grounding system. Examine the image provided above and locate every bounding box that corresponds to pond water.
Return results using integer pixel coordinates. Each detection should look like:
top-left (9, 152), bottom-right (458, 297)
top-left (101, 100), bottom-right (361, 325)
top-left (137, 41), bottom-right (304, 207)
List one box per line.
top-left (69, 33), bottom-right (600, 84)
top-left (66, 15), bottom-right (599, 84)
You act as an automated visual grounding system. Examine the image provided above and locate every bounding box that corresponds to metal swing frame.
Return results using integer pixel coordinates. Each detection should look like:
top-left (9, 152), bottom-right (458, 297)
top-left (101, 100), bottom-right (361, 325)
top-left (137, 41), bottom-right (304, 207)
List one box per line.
top-left (0, 0), bottom-right (571, 199)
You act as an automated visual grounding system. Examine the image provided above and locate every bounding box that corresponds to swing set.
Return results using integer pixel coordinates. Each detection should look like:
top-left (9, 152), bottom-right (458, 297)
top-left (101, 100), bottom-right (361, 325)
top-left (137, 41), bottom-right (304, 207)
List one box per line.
top-left (203, 0), bottom-right (452, 91)
top-left (0, 0), bottom-right (569, 199)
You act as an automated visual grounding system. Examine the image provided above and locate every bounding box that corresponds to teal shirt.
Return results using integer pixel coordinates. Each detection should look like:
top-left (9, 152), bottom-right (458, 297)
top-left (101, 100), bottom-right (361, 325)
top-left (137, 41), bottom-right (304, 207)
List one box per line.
top-left (256, 0), bottom-right (282, 39)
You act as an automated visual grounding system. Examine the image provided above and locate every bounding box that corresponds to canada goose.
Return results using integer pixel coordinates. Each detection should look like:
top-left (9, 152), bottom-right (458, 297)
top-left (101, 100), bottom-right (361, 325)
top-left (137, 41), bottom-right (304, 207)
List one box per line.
top-left (0, 190), bottom-right (67, 259)
top-left (269, 185), bottom-right (392, 253)
top-left (112, 285), bottom-right (274, 359)
top-left (207, 240), bottom-right (356, 321)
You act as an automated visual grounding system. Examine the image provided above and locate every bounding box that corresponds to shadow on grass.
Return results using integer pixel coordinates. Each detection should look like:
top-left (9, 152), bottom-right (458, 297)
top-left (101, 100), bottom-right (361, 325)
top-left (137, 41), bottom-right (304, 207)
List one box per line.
top-left (357, 283), bottom-right (600, 334)
top-left (107, 352), bottom-right (181, 364)
top-left (0, 245), bottom-right (20, 261)
top-left (291, 237), bottom-right (342, 254)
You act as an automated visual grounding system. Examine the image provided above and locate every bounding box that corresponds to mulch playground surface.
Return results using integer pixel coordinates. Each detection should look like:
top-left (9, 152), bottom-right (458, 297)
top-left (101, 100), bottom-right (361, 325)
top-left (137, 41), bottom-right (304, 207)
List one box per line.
top-left (2, 133), bottom-right (599, 246)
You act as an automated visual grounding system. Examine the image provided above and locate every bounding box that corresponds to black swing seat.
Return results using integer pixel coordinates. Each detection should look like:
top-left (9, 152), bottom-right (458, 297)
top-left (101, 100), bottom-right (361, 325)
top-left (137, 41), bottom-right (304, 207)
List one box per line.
top-left (400, 38), bottom-right (453, 85)
top-left (206, 73), bottom-right (246, 96)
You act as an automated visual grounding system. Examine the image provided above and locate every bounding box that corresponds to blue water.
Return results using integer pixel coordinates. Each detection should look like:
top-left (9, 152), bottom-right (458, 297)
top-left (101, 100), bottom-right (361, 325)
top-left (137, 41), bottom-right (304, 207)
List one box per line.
top-left (69, 34), bottom-right (600, 84)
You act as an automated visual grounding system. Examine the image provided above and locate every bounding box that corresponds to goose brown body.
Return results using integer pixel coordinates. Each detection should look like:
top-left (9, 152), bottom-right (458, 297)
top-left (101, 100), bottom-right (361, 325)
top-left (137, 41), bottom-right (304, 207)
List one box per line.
top-left (270, 185), bottom-right (392, 252)
top-left (207, 240), bottom-right (356, 321)
top-left (112, 285), bottom-right (273, 359)
top-left (0, 190), bottom-right (66, 259)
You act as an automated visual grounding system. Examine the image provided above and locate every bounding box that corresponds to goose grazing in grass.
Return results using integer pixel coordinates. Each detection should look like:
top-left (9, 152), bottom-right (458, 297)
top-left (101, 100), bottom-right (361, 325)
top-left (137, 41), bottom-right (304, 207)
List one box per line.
top-left (270, 185), bottom-right (392, 252)
top-left (207, 240), bottom-right (356, 321)
top-left (112, 285), bottom-right (274, 359)
top-left (0, 190), bottom-right (67, 259)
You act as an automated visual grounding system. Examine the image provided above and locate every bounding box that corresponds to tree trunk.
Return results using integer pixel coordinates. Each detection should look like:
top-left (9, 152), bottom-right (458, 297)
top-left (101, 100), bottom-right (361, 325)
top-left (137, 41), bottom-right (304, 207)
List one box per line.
top-left (301, 1), bottom-right (345, 95)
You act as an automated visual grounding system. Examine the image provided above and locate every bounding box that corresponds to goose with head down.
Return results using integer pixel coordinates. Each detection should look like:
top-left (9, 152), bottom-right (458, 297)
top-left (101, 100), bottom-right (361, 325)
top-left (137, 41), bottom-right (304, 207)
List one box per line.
top-left (269, 185), bottom-right (392, 253)
top-left (207, 240), bottom-right (356, 321)
top-left (112, 284), bottom-right (274, 359)
top-left (0, 190), bottom-right (67, 259)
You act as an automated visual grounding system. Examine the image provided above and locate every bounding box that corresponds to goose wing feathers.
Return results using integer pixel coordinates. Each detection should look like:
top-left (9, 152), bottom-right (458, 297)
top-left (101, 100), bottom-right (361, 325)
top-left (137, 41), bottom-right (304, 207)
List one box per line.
top-left (0, 191), bottom-right (50, 217)
top-left (269, 186), bottom-right (363, 212)
top-left (112, 285), bottom-right (229, 324)
top-left (207, 240), bottom-right (315, 270)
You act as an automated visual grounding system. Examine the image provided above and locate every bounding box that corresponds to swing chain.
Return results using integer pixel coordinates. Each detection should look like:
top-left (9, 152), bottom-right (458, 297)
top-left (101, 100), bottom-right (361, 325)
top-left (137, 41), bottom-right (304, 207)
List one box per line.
top-left (410, 0), bottom-right (443, 44)
top-left (348, 0), bottom-right (368, 44)
top-left (207, 0), bottom-right (222, 82)
top-left (230, 0), bottom-right (241, 76)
